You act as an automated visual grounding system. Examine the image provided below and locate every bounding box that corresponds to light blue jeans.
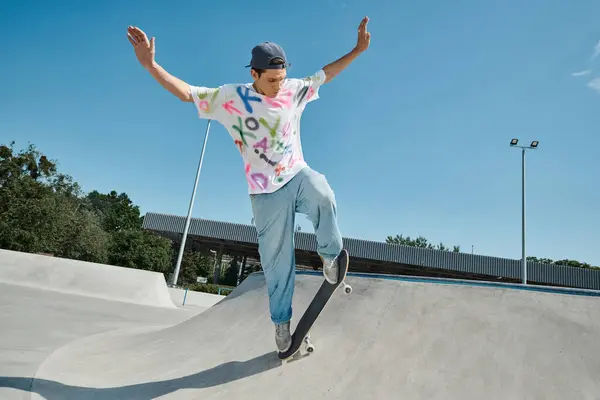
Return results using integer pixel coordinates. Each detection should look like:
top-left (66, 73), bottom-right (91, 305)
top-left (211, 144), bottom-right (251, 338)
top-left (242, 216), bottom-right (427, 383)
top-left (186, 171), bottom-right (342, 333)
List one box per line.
top-left (250, 166), bottom-right (343, 324)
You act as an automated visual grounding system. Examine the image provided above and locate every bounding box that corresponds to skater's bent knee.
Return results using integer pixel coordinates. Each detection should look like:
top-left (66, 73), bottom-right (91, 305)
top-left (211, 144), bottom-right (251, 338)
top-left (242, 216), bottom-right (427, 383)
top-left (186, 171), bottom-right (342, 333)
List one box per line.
top-left (317, 186), bottom-right (335, 207)
top-left (312, 176), bottom-right (335, 206)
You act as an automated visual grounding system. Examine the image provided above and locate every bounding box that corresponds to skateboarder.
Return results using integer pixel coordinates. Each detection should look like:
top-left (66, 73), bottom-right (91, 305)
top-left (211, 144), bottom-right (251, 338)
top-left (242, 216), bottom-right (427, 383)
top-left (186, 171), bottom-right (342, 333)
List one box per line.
top-left (127, 17), bottom-right (370, 352)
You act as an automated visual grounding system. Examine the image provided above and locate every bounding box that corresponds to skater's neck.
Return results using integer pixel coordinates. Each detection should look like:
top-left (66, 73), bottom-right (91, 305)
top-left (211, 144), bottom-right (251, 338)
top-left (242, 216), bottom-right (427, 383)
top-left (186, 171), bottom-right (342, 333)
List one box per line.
top-left (252, 82), bottom-right (265, 95)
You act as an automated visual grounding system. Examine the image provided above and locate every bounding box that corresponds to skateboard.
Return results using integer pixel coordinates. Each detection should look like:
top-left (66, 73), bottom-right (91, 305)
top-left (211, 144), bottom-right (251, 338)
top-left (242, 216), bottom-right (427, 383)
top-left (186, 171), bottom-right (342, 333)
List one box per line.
top-left (278, 249), bottom-right (352, 360)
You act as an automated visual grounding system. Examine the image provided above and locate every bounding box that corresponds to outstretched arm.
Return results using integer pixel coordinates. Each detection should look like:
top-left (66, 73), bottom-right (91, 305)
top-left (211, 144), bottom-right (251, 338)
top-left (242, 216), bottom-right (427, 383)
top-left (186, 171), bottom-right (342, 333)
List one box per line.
top-left (127, 26), bottom-right (193, 102)
top-left (322, 16), bottom-right (371, 84)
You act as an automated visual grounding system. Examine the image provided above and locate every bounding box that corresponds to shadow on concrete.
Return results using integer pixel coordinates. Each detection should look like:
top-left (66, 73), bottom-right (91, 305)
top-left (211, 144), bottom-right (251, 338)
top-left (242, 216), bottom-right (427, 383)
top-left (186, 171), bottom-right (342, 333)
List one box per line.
top-left (0, 351), bottom-right (281, 399)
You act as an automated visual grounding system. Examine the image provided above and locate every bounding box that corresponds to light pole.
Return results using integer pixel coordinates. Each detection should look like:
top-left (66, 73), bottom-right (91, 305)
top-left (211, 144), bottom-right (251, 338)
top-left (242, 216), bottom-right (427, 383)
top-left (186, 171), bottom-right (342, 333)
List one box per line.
top-left (509, 138), bottom-right (539, 284)
top-left (171, 120), bottom-right (212, 287)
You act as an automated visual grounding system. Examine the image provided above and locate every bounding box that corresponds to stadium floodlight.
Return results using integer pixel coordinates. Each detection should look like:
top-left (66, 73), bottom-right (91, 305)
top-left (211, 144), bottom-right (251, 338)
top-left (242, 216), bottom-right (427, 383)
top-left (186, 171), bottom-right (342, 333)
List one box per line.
top-left (509, 138), bottom-right (540, 285)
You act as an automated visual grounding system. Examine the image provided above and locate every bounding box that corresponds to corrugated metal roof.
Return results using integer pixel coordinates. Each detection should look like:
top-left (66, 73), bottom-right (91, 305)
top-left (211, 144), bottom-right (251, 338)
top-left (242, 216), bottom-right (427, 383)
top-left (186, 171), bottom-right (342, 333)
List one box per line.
top-left (141, 212), bottom-right (600, 290)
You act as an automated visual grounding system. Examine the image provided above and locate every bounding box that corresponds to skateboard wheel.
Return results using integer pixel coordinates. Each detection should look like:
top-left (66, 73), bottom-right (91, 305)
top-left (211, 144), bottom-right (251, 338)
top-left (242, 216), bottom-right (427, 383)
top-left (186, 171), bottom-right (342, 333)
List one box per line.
top-left (341, 282), bottom-right (352, 294)
top-left (304, 336), bottom-right (315, 353)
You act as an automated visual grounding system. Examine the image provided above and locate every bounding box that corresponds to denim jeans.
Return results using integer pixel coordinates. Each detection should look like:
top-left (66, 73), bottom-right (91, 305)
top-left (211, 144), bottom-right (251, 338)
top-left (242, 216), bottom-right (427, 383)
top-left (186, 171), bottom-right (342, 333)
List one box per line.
top-left (250, 166), bottom-right (343, 325)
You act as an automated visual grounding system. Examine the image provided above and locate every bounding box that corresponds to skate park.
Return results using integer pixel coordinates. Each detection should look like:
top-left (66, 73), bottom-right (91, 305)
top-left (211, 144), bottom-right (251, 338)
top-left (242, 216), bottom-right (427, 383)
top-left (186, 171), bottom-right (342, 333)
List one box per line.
top-left (3, 1), bottom-right (600, 398)
top-left (2, 214), bottom-right (600, 399)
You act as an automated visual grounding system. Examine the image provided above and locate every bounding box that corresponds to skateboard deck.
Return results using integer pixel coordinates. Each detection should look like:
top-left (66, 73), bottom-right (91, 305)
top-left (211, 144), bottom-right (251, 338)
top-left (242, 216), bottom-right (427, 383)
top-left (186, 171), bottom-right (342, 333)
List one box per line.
top-left (278, 249), bottom-right (351, 360)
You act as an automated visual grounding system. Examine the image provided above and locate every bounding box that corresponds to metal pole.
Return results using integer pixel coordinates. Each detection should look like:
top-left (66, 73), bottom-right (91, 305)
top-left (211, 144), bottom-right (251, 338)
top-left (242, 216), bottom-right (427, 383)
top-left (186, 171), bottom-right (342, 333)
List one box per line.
top-left (510, 138), bottom-right (538, 284)
top-left (171, 120), bottom-right (212, 286)
top-left (522, 148), bottom-right (526, 284)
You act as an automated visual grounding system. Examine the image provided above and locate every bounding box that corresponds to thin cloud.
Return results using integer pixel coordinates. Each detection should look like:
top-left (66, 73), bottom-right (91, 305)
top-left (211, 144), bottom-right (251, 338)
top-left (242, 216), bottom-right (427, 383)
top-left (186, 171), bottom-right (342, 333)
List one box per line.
top-left (592, 40), bottom-right (600, 60)
top-left (572, 70), bottom-right (591, 77)
top-left (587, 78), bottom-right (600, 93)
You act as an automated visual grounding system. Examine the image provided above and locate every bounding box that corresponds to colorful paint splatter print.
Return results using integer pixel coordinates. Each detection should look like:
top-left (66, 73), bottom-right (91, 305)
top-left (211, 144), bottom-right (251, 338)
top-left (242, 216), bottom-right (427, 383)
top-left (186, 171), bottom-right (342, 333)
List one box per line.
top-left (189, 69), bottom-right (325, 194)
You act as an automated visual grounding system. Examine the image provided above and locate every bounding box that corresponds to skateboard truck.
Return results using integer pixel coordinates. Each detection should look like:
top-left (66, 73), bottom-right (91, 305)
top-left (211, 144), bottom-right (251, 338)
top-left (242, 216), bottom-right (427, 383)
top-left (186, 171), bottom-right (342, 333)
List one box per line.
top-left (303, 334), bottom-right (315, 354)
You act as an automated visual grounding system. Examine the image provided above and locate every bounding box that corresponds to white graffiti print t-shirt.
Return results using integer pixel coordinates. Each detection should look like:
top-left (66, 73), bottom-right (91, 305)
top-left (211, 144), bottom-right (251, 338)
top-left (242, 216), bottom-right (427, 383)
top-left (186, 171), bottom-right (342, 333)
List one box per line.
top-left (189, 69), bottom-right (325, 194)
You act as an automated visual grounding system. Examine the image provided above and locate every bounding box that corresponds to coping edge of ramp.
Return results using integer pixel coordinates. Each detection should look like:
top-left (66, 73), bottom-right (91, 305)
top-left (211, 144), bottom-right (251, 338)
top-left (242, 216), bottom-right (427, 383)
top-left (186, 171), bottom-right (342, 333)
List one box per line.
top-left (291, 270), bottom-right (600, 298)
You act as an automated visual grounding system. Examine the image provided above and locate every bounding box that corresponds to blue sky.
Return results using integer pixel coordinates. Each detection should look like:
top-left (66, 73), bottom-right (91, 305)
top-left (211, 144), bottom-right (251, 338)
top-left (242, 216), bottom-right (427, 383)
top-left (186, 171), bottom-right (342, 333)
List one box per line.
top-left (2, 0), bottom-right (600, 266)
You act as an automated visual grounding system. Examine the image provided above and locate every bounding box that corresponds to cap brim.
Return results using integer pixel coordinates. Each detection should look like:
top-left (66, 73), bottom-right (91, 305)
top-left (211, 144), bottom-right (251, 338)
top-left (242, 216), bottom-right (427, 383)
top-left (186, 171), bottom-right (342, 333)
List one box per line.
top-left (245, 62), bottom-right (291, 69)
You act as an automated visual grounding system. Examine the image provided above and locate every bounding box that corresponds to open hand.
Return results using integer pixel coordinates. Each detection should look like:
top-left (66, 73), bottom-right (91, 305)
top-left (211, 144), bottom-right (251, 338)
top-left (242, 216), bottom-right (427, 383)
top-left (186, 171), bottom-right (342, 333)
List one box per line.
top-left (127, 26), bottom-right (155, 69)
top-left (355, 16), bottom-right (370, 53)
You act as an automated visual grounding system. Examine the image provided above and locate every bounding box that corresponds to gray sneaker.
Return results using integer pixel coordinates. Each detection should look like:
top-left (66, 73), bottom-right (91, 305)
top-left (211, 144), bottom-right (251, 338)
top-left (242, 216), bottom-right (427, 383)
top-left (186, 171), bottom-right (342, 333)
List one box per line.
top-left (275, 321), bottom-right (291, 352)
top-left (322, 256), bottom-right (339, 284)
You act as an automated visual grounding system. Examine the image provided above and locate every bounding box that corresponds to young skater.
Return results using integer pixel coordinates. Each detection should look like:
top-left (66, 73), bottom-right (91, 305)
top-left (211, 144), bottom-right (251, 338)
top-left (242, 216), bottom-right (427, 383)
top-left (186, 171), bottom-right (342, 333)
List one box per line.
top-left (127, 17), bottom-right (370, 352)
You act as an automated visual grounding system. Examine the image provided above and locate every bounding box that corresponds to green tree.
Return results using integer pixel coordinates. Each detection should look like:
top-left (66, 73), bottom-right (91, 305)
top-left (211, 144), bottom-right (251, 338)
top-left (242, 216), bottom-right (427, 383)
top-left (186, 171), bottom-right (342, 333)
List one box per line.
top-left (174, 248), bottom-right (213, 286)
top-left (86, 190), bottom-right (141, 232)
top-left (0, 141), bottom-right (177, 270)
top-left (0, 141), bottom-right (108, 261)
top-left (108, 229), bottom-right (173, 273)
top-left (0, 141), bottom-right (57, 185)
top-left (386, 234), bottom-right (460, 252)
top-left (527, 256), bottom-right (599, 270)
top-left (58, 206), bottom-right (110, 263)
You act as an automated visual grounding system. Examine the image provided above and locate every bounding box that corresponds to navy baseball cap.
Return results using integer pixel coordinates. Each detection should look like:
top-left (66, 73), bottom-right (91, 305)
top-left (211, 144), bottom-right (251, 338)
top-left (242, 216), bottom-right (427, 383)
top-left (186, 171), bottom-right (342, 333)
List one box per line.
top-left (246, 42), bottom-right (290, 69)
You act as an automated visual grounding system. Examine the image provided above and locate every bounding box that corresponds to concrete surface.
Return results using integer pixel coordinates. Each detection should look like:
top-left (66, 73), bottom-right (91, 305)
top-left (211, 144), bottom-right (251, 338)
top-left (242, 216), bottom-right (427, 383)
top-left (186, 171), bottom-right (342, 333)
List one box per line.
top-left (0, 282), bottom-right (204, 400)
top-left (0, 249), bottom-right (175, 308)
top-left (168, 287), bottom-right (225, 309)
top-left (2, 271), bottom-right (600, 399)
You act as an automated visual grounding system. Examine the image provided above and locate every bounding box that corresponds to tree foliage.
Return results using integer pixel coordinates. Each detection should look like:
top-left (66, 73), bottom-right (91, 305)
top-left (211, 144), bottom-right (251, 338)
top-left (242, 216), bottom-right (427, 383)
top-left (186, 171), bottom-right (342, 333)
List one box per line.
top-left (0, 141), bottom-right (108, 261)
top-left (107, 229), bottom-right (173, 273)
top-left (0, 140), bottom-right (241, 290)
top-left (386, 234), bottom-right (460, 253)
top-left (86, 190), bottom-right (142, 233)
top-left (0, 141), bottom-right (173, 272)
top-left (174, 247), bottom-right (214, 286)
top-left (387, 231), bottom-right (598, 269)
top-left (527, 256), bottom-right (599, 270)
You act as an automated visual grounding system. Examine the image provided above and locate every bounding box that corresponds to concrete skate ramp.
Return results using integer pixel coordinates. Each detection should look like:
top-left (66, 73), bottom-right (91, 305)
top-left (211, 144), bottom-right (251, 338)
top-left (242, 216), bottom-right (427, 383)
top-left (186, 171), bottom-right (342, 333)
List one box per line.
top-left (12, 272), bottom-right (600, 399)
top-left (168, 287), bottom-right (225, 308)
top-left (0, 249), bottom-right (175, 308)
top-left (0, 281), bottom-right (203, 400)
